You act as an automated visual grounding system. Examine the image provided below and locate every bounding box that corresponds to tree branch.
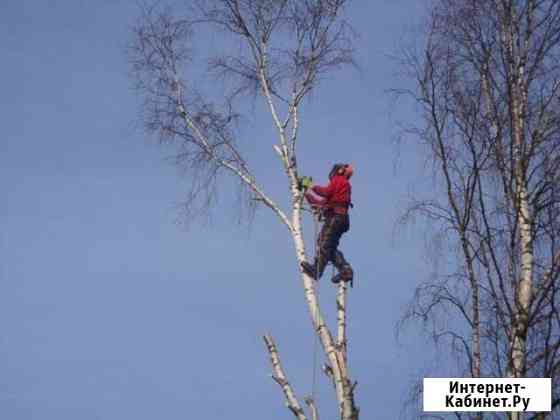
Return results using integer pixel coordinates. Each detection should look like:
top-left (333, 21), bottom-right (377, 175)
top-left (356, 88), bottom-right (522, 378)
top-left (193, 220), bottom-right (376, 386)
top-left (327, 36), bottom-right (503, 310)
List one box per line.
top-left (263, 334), bottom-right (307, 420)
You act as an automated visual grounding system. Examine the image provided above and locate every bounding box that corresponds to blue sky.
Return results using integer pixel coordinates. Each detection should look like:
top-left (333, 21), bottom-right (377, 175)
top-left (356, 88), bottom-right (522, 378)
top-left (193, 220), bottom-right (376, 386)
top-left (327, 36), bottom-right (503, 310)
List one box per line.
top-left (2, 1), bottom-right (443, 419)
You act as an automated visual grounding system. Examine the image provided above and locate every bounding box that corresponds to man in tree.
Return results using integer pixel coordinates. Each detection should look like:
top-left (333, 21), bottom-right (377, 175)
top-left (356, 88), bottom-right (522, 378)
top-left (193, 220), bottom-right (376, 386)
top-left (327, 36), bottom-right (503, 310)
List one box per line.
top-left (301, 163), bottom-right (354, 285)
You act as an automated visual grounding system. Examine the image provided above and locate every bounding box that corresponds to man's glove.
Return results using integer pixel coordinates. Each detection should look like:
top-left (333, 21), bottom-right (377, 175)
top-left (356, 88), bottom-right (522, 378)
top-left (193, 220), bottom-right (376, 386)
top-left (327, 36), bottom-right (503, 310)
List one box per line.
top-left (298, 176), bottom-right (313, 191)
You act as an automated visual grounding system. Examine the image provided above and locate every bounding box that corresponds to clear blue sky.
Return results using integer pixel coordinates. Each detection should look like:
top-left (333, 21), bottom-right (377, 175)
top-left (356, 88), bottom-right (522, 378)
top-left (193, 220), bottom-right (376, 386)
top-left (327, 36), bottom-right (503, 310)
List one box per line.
top-left (2, 1), bottom-right (442, 419)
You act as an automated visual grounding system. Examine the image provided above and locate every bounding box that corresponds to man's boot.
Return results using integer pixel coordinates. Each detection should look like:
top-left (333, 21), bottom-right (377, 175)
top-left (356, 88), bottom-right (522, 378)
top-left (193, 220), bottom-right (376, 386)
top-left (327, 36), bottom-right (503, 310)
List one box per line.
top-left (301, 256), bottom-right (327, 280)
top-left (331, 265), bottom-right (354, 286)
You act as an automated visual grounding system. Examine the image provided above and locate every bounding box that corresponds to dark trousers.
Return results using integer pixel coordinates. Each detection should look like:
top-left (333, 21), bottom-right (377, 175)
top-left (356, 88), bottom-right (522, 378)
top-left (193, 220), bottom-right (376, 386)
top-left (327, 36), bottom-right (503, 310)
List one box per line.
top-left (315, 213), bottom-right (353, 280)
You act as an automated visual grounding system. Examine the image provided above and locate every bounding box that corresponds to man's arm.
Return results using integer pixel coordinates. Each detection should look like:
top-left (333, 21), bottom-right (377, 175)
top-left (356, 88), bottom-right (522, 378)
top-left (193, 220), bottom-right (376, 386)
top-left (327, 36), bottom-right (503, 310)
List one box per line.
top-left (304, 190), bottom-right (326, 207)
top-left (312, 179), bottom-right (335, 199)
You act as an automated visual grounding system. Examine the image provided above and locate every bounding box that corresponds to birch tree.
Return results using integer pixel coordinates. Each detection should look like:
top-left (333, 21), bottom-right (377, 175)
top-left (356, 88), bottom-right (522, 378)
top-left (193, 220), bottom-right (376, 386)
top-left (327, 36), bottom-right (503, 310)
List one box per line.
top-left (128, 1), bottom-right (358, 419)
top-left (398, 0), bottom-right (560, 418)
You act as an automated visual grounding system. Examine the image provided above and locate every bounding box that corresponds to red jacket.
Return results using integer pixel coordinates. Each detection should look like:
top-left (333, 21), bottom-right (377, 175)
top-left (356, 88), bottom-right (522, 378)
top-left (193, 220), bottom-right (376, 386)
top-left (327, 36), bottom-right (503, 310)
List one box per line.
top-left (312, 175), bottom-right (352, 214)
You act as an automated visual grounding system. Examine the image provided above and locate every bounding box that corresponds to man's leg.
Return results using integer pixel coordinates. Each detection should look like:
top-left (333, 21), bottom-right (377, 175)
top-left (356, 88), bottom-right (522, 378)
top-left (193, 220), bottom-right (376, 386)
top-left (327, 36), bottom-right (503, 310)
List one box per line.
top-left (302, 215), bottom-right (340, 279)
top-left (330, 214), bottom-right (353, 285)
top-left (331, 250), bottom-right (354, 286)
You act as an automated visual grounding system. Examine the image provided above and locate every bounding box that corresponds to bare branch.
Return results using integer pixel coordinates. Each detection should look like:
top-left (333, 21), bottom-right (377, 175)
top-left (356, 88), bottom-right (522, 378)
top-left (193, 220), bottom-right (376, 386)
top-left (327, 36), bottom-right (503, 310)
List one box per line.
top-left (263, 334), bottom-right (307, 420)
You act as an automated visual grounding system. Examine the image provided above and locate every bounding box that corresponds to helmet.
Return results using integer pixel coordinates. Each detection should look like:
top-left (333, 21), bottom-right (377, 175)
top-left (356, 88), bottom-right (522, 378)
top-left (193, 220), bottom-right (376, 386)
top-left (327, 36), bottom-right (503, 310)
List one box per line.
top-left (329, 163), bottom-right (353, 179)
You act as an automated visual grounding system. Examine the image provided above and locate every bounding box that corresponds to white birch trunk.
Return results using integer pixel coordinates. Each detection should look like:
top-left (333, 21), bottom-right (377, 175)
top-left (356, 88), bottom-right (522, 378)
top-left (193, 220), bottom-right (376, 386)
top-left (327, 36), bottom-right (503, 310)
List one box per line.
top-left (337, 281), bottom-right (348, 364)
top-left (502, 8), bottom-right (534, 382)
top-left (256, 42), bottom-right (359, 418)
top-left (499, 5), bottom-right (534, 418)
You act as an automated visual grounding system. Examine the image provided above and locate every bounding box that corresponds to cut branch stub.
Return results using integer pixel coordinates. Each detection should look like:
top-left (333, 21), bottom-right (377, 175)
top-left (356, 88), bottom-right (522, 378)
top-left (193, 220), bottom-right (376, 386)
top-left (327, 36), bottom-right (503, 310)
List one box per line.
top-left (304, 396), bottom-right (320, 420)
